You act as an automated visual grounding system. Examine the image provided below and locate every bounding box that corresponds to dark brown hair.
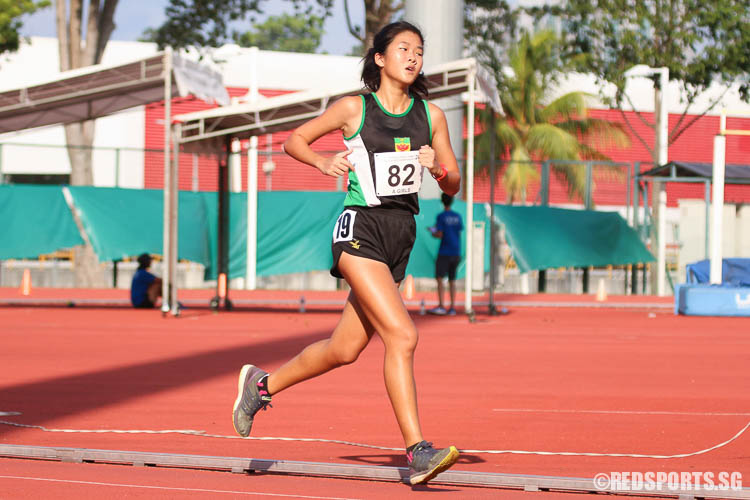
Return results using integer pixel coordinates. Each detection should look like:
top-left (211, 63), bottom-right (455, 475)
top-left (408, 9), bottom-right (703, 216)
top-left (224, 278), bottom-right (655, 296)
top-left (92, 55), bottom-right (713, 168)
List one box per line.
top-left (137, 253), bottom-right (152, 270)
top-left (361, 21), bottom-right (429, 98)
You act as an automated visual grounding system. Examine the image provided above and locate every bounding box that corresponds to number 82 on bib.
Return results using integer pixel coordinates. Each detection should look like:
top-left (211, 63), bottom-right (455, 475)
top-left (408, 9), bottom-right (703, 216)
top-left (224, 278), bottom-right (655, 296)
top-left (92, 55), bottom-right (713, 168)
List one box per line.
top-left (374, 151), bottom-right (423, 197)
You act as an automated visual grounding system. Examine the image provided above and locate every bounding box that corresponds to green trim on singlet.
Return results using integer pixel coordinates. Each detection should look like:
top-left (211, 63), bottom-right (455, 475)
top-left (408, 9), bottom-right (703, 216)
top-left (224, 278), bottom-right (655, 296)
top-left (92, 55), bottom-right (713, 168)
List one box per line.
top-left (423, 99), bottom-right (433, 143)
top-left (343, 95), bottom-right (366, 141)
top-left (372, 92), bottom-right (414, 117)
top-left (343, 170), bottom-right (367, 207)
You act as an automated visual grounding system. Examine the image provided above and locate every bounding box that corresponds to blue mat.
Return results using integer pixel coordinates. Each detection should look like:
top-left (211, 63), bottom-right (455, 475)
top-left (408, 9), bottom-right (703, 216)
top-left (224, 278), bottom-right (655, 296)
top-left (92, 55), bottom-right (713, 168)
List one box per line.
top-left (677, 259), bottom-right (750, 316)
top-left (675, 283), bottom-right (750, 317)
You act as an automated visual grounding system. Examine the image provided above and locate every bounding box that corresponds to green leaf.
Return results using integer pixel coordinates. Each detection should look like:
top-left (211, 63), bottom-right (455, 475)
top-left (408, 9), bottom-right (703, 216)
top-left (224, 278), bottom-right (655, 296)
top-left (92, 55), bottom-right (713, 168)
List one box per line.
top-left (234, 13), bottom-right (324, 53)
top-left (143, 0), bottom-right (334, 50)
top-left (0, 0), bottom-right (50, 55)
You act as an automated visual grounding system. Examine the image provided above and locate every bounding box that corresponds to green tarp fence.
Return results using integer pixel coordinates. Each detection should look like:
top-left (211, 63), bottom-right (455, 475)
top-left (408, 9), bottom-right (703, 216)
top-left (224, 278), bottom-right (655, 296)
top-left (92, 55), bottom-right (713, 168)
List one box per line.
top-left (219, 193), bottom-right (468, 280)
top-left (0, 184), bottom-right (83, 259)
top-left (494, 205), bottom-right (655, 272)
top-left (0, 185), bottom-right (653, 280)
top-left (68, 187), bottom-right (212, 270)
top-left (229, 192), bottom-right (346, 279)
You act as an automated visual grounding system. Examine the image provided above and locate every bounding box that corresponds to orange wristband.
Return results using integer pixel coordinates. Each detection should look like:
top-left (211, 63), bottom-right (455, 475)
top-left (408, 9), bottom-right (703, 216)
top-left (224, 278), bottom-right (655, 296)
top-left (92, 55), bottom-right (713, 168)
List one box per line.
top-left (432, 165), bottom-right (447, 181)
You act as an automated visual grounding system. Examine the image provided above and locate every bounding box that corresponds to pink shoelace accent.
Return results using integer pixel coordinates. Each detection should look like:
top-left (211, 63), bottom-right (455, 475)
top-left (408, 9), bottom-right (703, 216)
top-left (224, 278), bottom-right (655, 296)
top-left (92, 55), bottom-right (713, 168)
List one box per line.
top-left (257, 379), bottom-right (269, 396)
top-left (255, 376), bottom-right (272, 408)
top-left (406, 451), bottom-right (413, 463)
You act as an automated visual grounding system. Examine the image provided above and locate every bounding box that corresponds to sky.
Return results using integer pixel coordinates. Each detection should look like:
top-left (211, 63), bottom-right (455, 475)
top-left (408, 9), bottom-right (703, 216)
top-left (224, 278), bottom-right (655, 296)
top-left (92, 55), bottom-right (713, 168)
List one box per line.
top-left (18, 0), bottom-right (366, 56)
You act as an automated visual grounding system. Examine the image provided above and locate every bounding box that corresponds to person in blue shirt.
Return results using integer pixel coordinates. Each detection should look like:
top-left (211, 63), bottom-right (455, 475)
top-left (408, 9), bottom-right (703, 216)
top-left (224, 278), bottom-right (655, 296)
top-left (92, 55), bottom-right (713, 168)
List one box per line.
top-left (428, 194), bottom-right (463, 315)
top-left (130, 253), bottom-right (162, 309)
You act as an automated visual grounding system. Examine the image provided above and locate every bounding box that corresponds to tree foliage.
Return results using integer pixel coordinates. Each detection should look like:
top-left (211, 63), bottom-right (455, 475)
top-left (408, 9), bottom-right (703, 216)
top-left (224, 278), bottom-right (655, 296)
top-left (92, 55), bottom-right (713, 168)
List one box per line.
top-left (526, 0), bottom-right (750, 147)
top-left (144, 1), bottom-right (404, 55)
top-left (0, 0), bottom-right (50, 55)
top-left (343, 0), bottom-right (402, 55)
top-left (144, 0), bottom-right (333, 49)
top-left (233, 13), bottom-right (324, 53)
top-left (475, 30), bottom-right (629, 203)
top-left (463, 0), bottom-right (522, 89)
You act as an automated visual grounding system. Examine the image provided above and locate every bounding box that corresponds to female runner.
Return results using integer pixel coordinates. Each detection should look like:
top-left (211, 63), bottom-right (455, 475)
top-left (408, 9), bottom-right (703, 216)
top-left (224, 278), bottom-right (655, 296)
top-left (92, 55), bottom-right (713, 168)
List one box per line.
top-left (233, 20), bottom-right (461, 485)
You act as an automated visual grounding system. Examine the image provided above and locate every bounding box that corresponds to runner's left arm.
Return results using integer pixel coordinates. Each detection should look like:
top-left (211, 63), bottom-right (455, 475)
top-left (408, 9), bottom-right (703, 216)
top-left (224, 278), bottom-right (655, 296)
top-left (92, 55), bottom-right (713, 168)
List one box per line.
top-left (425, 103), bottom-right (460, 195)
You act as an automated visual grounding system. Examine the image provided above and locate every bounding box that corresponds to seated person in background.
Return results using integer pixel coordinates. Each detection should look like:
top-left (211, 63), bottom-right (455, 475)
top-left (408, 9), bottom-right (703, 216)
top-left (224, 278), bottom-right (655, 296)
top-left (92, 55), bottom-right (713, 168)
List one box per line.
top-left (131, 253), bottom-right (162, 308)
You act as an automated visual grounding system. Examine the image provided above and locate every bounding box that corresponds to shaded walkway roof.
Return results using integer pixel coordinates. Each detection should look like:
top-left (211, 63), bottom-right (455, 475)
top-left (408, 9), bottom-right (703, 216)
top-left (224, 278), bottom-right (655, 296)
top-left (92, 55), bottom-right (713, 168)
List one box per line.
top-left (638, 161), bottom-right (750, 183)
top-left (173, 57), bottom-right (501, 147)
top-left (0, 53), bottom-right (170, 133)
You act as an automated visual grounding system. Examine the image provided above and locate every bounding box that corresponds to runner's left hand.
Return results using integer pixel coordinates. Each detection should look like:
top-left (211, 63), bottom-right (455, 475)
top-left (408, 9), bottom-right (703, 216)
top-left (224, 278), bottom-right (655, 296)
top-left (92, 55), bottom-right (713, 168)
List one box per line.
top-left (418, 145), bottom-right (437, 174)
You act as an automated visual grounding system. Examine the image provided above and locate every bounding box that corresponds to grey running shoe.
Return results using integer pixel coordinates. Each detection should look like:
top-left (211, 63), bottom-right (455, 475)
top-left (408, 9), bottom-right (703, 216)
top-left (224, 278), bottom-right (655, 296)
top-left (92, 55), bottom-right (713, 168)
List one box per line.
top-left (428, 306), bottom-right (447, 315)
top-left (407, 441), bottom-right (460, 485)
top-left (232, 364), bottom-right (272, 437)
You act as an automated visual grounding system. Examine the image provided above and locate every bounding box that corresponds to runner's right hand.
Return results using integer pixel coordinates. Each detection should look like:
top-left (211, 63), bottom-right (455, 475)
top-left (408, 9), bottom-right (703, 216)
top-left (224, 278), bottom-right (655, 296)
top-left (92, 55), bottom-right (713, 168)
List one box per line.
top-left (317, 149), bottom-right (354, 177)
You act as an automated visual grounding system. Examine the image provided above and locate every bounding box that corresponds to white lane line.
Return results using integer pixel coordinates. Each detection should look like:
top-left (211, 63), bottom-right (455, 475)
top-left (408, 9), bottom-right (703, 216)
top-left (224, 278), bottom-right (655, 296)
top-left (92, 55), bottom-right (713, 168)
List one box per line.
top-left (0, 475), bottom-right (361, 500)
top-left (491, 408), bottom-right (750, 416)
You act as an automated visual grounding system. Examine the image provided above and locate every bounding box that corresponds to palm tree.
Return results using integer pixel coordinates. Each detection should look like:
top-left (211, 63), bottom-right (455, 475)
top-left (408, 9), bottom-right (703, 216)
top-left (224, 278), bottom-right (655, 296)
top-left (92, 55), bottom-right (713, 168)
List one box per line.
top-left (475, 30), bottom-right (629, 204)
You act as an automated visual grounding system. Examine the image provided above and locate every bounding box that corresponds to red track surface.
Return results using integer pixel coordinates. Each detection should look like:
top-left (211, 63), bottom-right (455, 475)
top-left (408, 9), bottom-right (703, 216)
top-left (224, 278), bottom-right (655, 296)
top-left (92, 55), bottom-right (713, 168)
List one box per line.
top-left (1, 288), bottom-right (747, 498)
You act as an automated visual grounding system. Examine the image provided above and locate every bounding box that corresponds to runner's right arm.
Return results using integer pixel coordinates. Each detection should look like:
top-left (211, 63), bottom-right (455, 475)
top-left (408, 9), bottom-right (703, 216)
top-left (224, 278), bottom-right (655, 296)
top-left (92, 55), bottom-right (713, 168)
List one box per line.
top-left (284, 96), bottom-right (362, 177)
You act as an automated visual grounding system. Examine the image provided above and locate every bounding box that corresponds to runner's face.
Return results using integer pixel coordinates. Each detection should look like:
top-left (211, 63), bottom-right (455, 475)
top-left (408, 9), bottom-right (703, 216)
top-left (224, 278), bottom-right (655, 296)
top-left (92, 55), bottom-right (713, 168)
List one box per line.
top-left (376, 31), bottom-right (424, 85)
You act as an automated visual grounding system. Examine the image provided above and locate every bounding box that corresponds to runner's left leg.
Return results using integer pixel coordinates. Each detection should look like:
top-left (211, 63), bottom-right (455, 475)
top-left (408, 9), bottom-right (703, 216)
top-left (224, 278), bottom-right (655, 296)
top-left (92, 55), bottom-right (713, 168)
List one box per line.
top-left (337, 251), bottom-right (423, 447)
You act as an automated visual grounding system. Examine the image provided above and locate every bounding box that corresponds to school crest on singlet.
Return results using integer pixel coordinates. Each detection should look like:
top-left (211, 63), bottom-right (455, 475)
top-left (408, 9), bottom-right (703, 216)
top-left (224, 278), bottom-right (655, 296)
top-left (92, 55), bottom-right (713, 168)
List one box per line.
top-left (394, 137), bottom-right (411, 152)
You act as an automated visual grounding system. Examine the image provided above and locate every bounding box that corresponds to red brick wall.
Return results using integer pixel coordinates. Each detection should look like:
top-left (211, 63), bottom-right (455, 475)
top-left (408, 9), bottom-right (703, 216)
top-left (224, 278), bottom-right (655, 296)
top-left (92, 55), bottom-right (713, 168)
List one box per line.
top-left (145, 91), bottom-right (750, 207)
top-left (472, 108), bottom-right (750, 207)
top-left (144, 88), bottom-right (348, 193)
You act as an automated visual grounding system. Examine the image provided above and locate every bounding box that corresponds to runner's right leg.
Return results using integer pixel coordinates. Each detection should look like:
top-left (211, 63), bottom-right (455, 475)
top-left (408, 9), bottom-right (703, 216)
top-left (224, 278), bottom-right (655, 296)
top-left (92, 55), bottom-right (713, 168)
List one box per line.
top-left (233, 293), bottom-right (375, 437)
top-left (266, 292), bottom-right (375, 395)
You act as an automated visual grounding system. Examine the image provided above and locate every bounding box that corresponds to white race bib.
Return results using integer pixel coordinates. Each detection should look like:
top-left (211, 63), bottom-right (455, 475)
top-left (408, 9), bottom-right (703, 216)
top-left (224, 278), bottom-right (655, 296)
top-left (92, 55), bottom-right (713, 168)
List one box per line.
top-left (373, 151), bottom-right (422, 197)
top-left (332, 209), bottom-right (357, 243)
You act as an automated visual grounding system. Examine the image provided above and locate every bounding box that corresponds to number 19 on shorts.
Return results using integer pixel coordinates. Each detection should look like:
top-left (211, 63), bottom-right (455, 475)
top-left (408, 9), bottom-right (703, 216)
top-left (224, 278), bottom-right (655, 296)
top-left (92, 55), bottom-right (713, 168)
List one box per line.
top-left (333, 209), bottom-right (357, 243)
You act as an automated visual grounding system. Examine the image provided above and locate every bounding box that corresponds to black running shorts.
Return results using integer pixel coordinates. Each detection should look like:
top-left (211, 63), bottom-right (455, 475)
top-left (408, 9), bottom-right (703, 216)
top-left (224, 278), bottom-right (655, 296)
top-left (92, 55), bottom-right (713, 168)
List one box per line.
top-left (330, 206), bottom-right (416, 283)
top-left (436, 254), bottom-right (461, 280)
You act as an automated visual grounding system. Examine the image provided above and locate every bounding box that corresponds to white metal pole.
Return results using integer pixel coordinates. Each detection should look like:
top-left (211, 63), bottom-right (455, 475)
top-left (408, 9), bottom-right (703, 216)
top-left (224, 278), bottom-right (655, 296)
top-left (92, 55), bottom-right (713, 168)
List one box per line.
top-left (246, 47), bottom-right (259, 290)
top-left (710, 134), bottom-right (726, 284)
top-left (170, 124), bottom-right (180, 315)
top-left (656, 67), bottom-right (669, 296)
top-left (161, 47), bottom-right (172, 313)
top-left (657, 187), bottom-right (667, 294)
top-left (246, 143), bottom-right (258, 290)
top-left (230, 138), bottom-right (242, 192)
top-left (464, 68), bottom-right (476, 315)
top-left (657, 70), bottom-right (669, 165)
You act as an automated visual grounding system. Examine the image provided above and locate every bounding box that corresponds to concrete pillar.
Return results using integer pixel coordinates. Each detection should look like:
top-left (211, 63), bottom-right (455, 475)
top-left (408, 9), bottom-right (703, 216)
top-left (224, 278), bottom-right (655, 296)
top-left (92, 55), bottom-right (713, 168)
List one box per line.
top-left (404, 0), bottom-right (465, 199)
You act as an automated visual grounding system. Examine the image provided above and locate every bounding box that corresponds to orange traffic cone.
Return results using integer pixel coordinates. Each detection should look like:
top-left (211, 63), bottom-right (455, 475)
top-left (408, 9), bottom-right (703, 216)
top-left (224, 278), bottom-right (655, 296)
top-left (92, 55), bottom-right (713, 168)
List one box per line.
top-left (403, 274), bottom-right (415, 300)
top-left (20, 269), bottom-right (31, 296)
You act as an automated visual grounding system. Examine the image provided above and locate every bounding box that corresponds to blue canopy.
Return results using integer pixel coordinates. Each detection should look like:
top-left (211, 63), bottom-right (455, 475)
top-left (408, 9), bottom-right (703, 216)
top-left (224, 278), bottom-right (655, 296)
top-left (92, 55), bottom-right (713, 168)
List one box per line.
top-left (685, 258), bottom-right (750, 287)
